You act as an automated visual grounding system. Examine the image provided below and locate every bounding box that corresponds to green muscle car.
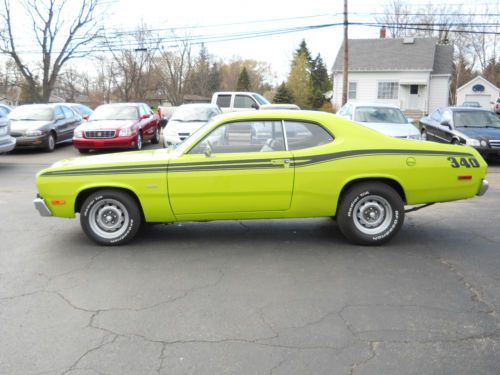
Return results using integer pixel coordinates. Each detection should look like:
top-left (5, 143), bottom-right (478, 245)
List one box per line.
top-left (34, 110), bottom-right (489, 246)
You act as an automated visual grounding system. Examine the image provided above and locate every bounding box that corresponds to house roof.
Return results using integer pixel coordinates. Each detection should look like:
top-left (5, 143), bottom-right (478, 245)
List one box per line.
top-left (457, 75), bottom-right (500, 92)
top-left (332, 37), bottom-right (453, 75)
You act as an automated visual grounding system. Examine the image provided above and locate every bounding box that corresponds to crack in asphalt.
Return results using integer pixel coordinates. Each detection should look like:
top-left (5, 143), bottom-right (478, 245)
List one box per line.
top-left (350, 341), bottom-right (380, 375)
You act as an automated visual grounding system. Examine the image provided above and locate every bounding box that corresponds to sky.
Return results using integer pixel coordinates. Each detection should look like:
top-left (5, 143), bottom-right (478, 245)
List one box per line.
top-left (3, 0), bottom-right (498, 85)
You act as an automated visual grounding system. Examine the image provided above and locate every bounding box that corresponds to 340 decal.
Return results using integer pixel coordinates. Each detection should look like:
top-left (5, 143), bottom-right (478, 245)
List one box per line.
top-left (447, 156), bottom-right (480, 168)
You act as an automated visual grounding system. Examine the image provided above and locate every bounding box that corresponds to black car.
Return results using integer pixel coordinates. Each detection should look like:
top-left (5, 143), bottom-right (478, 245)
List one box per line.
top-left (9, 104), bottom-right (82, 152)
top-left (420, 107), bottom-right (500, 158)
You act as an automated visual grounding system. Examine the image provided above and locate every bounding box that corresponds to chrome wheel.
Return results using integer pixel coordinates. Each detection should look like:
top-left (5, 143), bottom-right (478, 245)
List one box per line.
top-left (352, 195), bottom-right (393, 235)
top-left (136, 133), bottom-right (142, 150)
top-left (88, 198), bottom-right (130, 240)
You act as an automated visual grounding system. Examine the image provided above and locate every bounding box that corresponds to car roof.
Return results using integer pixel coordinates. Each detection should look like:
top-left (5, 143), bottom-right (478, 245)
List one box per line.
top-left (347, 102), bottom-right (400, 109)
top-left (178, 103), bottom-right (219, 108)
top-left (448, 106), bottom-right (493, 112)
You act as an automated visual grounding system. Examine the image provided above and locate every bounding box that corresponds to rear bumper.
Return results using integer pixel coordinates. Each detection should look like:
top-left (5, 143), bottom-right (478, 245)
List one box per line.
top-left (0, 136), bottom-right (16, 153)
top-left (73, 135), bottom-right (136, 149)
top-left (477, 179), bottom-right (489, 196)
top-left (34, 197), bottom-right (52, 217)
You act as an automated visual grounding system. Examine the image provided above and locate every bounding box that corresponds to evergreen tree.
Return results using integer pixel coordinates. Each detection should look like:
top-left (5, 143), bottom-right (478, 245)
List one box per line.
top-left (207, 62), bottom-right (221, 94)
top-left (309, 53), bottom-right (332, 109)
top-left (236, 66), bottom-right (250, 91)
top-left (273, 82), bottom-right (294, 103)
top-left (295, 39), bottom-right (313, 68)
top-left (287, 48), bottom-right (312, 109)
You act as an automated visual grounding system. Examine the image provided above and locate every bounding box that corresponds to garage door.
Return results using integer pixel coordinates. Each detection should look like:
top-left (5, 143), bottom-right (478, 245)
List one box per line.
top-left (464, 94), bottom-right (492, 108)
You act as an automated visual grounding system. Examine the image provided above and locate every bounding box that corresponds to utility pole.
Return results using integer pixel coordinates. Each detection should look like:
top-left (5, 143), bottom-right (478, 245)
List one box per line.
top-left (341, 0), bottom-right (349, 106)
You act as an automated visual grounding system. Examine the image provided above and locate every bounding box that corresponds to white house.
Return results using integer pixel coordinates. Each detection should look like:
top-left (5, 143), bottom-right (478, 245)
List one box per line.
top-left (332, 37), bottom-right (453, 116)
top-left (456, 76), bottom-right (499, 108)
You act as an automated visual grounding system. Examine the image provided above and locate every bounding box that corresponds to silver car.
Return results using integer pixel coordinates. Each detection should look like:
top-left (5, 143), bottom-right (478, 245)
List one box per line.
top-left (0, 104), bottom-right (16, 153)
top-left (337, 102), bottom-right (421, 140)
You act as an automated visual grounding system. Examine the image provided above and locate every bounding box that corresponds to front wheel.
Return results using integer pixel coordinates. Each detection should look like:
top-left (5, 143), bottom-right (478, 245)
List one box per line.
top-left (45, 132), bottom-right (56, 152)
top-left (337, 182), bottom-right (404, 245)
top-left (80, 189), bottom-right (142, 245)
top-left (134, 132), bottom-right (142, 150)
top-left (151, 126), bottom-right (160, 144)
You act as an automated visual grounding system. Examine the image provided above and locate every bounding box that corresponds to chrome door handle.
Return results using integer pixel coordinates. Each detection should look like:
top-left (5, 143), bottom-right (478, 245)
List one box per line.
top-left (271, 159), bottom-right (290, 167)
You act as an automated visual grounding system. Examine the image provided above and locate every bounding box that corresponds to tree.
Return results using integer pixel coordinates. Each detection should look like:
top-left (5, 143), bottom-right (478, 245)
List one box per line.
top-left (188, 43), bottom-right (212, 97)
top-left (375, 0), bottom-right (413, 38)
top-left (207, 62), bottom-right (221, 94)
top-left (236, 67), bottom-right (250, 91)
top-left (287, 45), bottom-right (312, 109)
top-left (295, 39), bottom-right (313, 67)
top-left (309, 53), bottom-right (332, 109)
top-left (0, 0), bottom-right (104, 102)
top-left (273, 82), bottom-right (294, 103)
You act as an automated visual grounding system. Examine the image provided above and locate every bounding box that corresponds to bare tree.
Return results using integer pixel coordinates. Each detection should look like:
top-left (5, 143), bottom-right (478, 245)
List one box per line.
top-left (103, 25), bottom-right (159, 102)
top-left (375, 0), bottom-right (413, 38)
top-left (0, 0), bottom-right (104, 103)
top-left (156, 38), bottom-right (194, 105)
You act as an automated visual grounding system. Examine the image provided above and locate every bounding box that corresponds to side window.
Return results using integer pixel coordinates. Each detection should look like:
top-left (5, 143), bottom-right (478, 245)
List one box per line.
top-left (337, 105), bottom-right (346, 116)
top-left (142, 103), bottom-right (152, 115)
top-left (234, 95), bottom-right (257, 109)
top-left (54, 106), bottom-right (64, 119)
top-left (441, 110), bottom-right (452, 124)
top-left (430, 109), bottom-right (442, 122)
top-left (61, 106), bottom-right (74, 118)
top-left (0, 107), bottom-right (8, 118)
top-left (190, 121), bottom-right (285, 154)
top-left (216, 95), bottom-right (231, 108)
top-left (284, 122), bottom-right (333, 151)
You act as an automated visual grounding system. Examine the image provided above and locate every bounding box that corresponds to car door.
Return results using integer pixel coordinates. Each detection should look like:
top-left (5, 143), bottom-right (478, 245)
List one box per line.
top-left (141, 103), bottom-right (156, 139)
top-left (424, 109), bottom-right (442, 142)
top-left (168, 120), bottom-right (294, 216)
top-left (439, 109), bottom-right (454, 143)
top-left (53, 106), bottom-right (68, 140)
top-left (61, 106), bottom-right (78, 140)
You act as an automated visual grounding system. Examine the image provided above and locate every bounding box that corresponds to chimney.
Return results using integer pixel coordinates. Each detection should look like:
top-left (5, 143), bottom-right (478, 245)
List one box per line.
top-left (380, 26), bottom-right (386, 39)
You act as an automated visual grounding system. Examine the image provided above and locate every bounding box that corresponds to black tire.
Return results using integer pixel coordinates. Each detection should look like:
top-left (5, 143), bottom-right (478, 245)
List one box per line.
top-left (45, 132), bottom-right (56, 152)
top-left (134, 132), bottom-right (142, 150)
top-left (78, 149), bottom-right (90, 154)
top-left (80, 189), bottom-right (142, 245)
top-left (337, 182), bottom-right (404, 246)
top-left (151, 126), bottom-right (160, 144)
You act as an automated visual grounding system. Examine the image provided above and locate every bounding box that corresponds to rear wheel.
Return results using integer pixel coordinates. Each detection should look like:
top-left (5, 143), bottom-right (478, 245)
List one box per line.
top-left (337, 182), bottom-right (404, 245)
top-left (80, 189), bottom-right (141, 245)
top-left (151, 126), bottom-right (160, 144)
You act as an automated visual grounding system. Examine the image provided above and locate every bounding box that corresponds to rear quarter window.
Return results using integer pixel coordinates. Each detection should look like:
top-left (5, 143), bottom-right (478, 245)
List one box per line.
top-left (284, 121), bottom-right (334, 151)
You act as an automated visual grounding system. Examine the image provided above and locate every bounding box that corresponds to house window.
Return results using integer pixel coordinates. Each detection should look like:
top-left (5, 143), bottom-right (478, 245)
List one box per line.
top-left (348, 82), bottom-right (357, 99)
top-left (377, 82), bottom-right (398, 99)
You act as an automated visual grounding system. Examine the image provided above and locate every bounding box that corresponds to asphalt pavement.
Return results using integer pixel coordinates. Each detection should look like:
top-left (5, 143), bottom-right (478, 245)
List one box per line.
top-left (1, 140), bottom-right (499, 375)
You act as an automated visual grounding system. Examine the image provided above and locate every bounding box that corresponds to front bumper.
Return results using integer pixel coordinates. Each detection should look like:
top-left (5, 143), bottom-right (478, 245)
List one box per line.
top-left (34, 197), bottom-right (52, 217)
top-left (13, 134), bottom-right (47, 149)
top-left (0, 136), bottom-right (16, 153)
top-left (73, 135), bottom-right (137, 149)
top-left (477, 179), bottom-right (489, 196)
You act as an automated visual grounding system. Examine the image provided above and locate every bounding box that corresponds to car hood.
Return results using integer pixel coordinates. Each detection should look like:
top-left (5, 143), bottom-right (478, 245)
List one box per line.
top-left (80, 119), bottom-right (136, 129)
top-left (456, 127), bottom-right (500, 140)
top-left (10, 120), bottom-right (51, 131)
top-left (165, 120), bottom-right (207, 133)
top-left (356, 122), bottom-right (420, 137)
top-left (47, 148), bottom-right (173, 172)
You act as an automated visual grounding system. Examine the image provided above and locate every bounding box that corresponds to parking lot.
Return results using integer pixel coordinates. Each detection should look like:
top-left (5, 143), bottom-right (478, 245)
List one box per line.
top-left (1, 140), bottom-right (499, 375)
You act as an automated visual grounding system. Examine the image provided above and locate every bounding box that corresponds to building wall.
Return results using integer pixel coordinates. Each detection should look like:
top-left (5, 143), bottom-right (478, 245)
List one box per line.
top-left (456, 77), bottom-right (500, 108)
top-left (332, 71), bottom-right (433, 112)
top-left (428, 75), bottom-right (451, 113)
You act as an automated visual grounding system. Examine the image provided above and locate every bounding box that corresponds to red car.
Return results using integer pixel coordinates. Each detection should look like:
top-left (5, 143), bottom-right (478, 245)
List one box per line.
top-left (72, 103), bottom-right (160, 153)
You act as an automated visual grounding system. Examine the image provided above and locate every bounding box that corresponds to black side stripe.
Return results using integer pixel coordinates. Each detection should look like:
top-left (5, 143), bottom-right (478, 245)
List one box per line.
top-left (41, 149), bottom-right (475, 176)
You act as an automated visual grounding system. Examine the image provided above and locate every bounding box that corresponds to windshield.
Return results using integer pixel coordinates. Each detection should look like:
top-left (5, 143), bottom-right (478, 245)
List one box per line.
top-left (252, 93), bottom-right (270, 105)
top-left (354, 107), bottom-right (407, 124)
top-left (454, 111), bottom-right (500, 128)
top-left (90, 105), bottom-right (138, 121)
top-left (171, 106), bottom-right (216, 122)
top-left (9, 106), bottom-right (54, 121)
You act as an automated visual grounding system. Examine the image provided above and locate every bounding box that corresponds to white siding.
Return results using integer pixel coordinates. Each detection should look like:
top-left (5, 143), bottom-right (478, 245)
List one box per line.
top-left (456, 76), bottom-right (500, 108)
top-left (332, 71), bottom-right (431, 112)
top-left (428, 75), bottom-right (450, 112)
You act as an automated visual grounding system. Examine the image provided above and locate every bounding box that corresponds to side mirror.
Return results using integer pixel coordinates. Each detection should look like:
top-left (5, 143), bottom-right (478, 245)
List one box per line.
top-left (203, 145), bottom-right (212, 158)
top-left (251, 103), bottom-right (259, 110)
top-left (83, 115), bottom-right (89, 121)
top-left (141, 114), bottom-right (151, 120)
top-left (56, 114), bottom-right (64, 121)
top-left (440, 120), bottom-right (451, 129)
